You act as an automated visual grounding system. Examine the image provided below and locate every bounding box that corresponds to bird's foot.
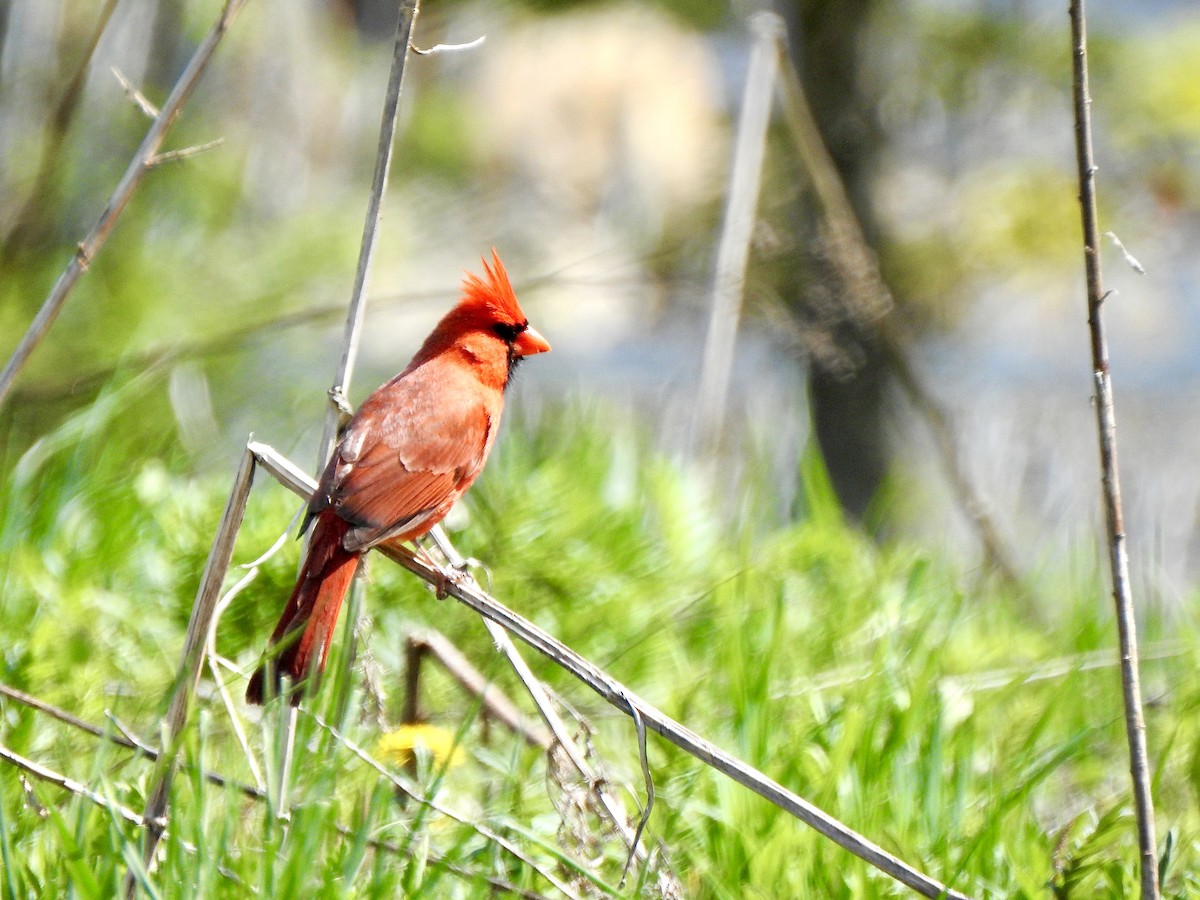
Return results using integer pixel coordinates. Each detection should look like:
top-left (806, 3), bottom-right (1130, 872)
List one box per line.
top-left (433, 556), bottom-right (491, 599)
top-left (413, 535), bottom-right (491, 599)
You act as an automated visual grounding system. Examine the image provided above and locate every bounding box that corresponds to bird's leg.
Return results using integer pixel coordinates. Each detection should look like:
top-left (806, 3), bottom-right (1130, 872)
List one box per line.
top-left (426, 525), bottom-right (493, 593)
top-left (327, 386), bottom-right (354, 436)
top-left (411, 537), bottom-right (460, 599)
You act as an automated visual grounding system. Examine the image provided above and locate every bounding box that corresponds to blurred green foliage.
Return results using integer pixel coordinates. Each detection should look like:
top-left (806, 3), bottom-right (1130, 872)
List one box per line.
top-left (3, 1), bottom-right (1200, 895)
top-left (1, 394), bottom-right (1197, 895)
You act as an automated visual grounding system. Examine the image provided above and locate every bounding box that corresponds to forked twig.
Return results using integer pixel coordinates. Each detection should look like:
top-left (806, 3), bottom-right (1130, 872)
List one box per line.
top-left (0, 0), bottom-right (250, 410)
top-left (249, 441), bottom-right (971, 900)
top-left (1068, 3), bottom-right (1159, 897)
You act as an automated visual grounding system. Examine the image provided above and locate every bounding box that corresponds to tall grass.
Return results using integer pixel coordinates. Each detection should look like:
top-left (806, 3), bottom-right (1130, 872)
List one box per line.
top-left (0, 395), bottom-right (1197, 896)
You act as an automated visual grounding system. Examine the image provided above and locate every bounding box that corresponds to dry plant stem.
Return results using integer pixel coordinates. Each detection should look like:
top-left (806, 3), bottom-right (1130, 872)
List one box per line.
top-left (484, 614), bottom-right (662, 881)
top-left (316, 0), bottom-right (420, 468)
top-left (405, 629), bottom-right (552, 748)
top-left (0, 682), bottom-right (134, 747)
top-left (771, 21), bottom-right (1021, 585)
top-left (0, 743), bottom-right (158, 830)
top-left (426, 526), bottom-right (672, 886)
top-left (0, 0), bottom-right (250, 411)
top-left (0, 681), bottom-right (264, 801)
top-left (113, 67), bottom-right (160, 117)
top-left (385, 548), bottom-right (967, 898)
top-left (206, 571), bottom-right (268, 792)
top-left (124, 444), bottom-right (256, 897)
top-left (1068, 3), bottom-right (1159, 898)
top-left (691, 12), bottom-right (780, 452)
top-left (250, 441), bottom-right (970, 900)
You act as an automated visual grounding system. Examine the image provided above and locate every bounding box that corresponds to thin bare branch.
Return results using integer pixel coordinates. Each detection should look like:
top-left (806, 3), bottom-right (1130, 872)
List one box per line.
top-left (405, 628), bottom-right (552, 748)
top-left (0, 684), bottom-right (548, 896)
top-left (250, 441), bottom-right (971, 900)
top-left (275, 0), bottom-right (421, 816)
top-left (0, 680), bottom-right (264, 801)
top-left (427, 526), bottom-right (678, 893)
top-left (420, 608), bottom-right (677, 892)
top-left (148, 138), bottom-right (226, 167)
top-left (1068, 4), bottom-right (1159, 898)
top-left (0, 0), bottom-right (251, 410)
top-left (112, 67), bottom-right (160, 118)
top-left (0, 742), bottom-right (158, 830)
top-left (127, 442), bottom-right (257, 894)
top-left (0, 682), bottom-right (130, 747)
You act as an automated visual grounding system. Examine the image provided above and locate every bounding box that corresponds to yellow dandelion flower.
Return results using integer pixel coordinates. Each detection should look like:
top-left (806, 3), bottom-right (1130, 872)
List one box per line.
top-left (377, 724), bottom-right (467, 770)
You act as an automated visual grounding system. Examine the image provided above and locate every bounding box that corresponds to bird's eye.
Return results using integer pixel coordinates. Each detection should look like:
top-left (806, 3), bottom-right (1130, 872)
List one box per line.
top-left (492, 321), bottom-right (528, 342)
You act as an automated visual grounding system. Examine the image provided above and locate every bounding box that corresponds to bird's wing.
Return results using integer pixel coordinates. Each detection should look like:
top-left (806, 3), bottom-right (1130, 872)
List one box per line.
top-left (322, 364), bottom-right (496, 551)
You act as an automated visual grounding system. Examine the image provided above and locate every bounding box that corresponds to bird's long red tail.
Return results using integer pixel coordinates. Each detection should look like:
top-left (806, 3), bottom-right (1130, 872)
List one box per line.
top-left (246, 510), bottom-right (360, 706)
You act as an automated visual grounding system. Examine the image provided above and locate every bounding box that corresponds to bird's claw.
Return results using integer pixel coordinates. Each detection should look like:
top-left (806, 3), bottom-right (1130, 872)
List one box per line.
top-left (433, 558), bottom-right (486, 599)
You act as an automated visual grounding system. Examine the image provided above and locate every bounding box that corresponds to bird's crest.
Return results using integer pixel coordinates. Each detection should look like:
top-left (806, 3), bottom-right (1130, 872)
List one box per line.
top-left (460, 249), bottom-right (525, 323)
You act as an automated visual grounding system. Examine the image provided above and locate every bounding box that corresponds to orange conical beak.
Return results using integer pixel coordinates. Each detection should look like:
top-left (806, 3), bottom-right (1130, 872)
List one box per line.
top-left (514, 325), bottom-right (551, 357)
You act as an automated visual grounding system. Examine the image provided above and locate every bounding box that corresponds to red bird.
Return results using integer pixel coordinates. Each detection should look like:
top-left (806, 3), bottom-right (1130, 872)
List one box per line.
top-left (246, 251), bottom-right (550, 705)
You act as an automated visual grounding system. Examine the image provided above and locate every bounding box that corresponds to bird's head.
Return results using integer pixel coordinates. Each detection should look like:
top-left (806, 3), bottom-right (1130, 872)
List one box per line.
top-left (458, 249), bottom-right (551, 360)
top-left (415, 250), bottom-right (550, 387)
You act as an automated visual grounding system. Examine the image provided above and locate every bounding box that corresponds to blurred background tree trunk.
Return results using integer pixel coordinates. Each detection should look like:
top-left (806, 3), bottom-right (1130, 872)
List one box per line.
top-left (780, 0), bottom-right (893, 527)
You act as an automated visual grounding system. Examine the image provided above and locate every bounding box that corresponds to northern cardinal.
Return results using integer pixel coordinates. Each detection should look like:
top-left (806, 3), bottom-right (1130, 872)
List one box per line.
top-left (246, 251), bottom-right (550, 705)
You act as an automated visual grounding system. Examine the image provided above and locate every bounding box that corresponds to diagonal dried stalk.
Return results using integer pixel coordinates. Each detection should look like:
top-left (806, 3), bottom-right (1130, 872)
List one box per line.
top-left (0, 0), bottom-right (250, 411)
top-left (250, 441), bottom-right (971, 900)
top-left (1068, 3), bottom-right (1159, 898)
top-left (124, 444), bottom-right (256, 896)
top-left (404, 627), bottom-right (552, 749)
top-left (317, 0), bottom-right (420, 468)
top-left (427, 525), bottom-right (676, 890)
top-left (0, 742), bottom-right (159, 831)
